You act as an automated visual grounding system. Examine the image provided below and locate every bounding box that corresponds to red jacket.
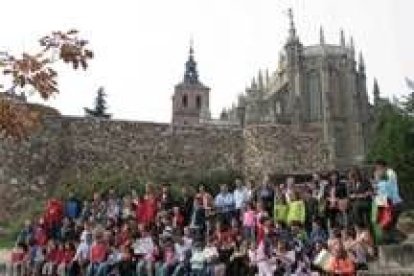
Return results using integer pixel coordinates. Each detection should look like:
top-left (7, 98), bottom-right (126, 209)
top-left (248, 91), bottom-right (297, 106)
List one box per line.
top-left (45, 199), bottom-right (64, 226)
top-left (256, 224), bottom-right (265, 245)
top-left (172, 213), bottom-right (184, 228)
top-left (46, 249), bottom-right (59, 263)
top-left (90, 243), bottom-right (107, 263)
top-left (34, 226), bottom-right (48, 246)
top-left (59, 249), bottom-right (75, 264)
top-left (134, 199), bottom-right (146, 223)
top-left (142, 195), bottom-right (158, 225)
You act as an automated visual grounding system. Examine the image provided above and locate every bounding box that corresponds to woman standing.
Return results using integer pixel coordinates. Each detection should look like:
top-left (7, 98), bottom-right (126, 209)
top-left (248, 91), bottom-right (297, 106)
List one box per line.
top-left (348, 168), bottom-right (372, 228)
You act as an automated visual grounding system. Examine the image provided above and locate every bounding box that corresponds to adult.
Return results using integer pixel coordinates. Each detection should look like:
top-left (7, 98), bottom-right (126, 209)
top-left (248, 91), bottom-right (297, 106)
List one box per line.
top-left (326, 171), bottom-right (348, 229)
top-left (141, 183), bottom-right (158, 226)
top-left (374, 160), bottom-right (403, 223)
top-left (65, 192), bottom-right (81, 220)
top-left (348, 168), bottom-right (372, 227)
top-left (373, 162), bottom-right (403, 244)
top-left (256, 175), bottom-right (274, 215)
top-left (214, 184), bottom-right (235, 226)
top-left (159, 184), bottom-right (174, 211)
top-left (178, 186), bottom-right (194, 226)
top-left (233, 178), bottom-right (249, 218)
top-left (190, 196), bottom-right (206, 240)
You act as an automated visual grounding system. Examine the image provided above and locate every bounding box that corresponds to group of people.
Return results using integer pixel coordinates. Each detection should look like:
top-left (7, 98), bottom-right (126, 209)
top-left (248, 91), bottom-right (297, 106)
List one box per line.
top-left (8, 159), bottom-right (403, 276)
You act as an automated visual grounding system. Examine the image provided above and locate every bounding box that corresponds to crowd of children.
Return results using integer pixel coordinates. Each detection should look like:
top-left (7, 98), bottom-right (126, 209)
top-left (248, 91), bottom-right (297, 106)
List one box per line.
top-left (8, 159), bottom-right (403, 276)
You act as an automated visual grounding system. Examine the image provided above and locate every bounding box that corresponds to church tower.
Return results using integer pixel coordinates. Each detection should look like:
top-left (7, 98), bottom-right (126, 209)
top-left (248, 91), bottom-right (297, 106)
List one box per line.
top-left (172, 42), bottom-right (210, 125)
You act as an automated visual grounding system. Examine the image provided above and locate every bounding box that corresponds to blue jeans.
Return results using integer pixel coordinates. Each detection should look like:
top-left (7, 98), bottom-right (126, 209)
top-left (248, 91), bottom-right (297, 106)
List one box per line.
top-left (155, 262), bottom-right (178, 276)
top-left (86, 262), bottom-right (108, 276)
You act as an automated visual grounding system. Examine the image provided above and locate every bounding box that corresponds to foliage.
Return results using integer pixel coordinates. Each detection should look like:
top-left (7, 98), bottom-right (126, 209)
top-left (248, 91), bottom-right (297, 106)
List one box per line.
top-left (53, 166), bottom-right (241, 203)
top-left (367, 93), bottom-right (414, 204)
top-left (0, 30), bottom-right (93, 138)
top-left (0, 197), bottom-right (44, 249)
top-left (84, 87), bottom-right (111, 118)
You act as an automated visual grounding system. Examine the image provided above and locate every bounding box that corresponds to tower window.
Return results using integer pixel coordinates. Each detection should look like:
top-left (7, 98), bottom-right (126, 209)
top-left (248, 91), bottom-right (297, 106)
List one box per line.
top-left (196, 95), bottom-right (202, 109)
top-left (182, 94), bottom-right (188, 107)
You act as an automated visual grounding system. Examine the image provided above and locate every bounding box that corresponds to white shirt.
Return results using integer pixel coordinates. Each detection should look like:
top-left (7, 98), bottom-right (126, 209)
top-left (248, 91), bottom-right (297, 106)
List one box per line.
top-left (74, 242), bottom-right (90, 261)
top-left (234, 187), bottom-right (248, 210)
top-left (175, 242), bottom-right (190, 262)
top-left (202, 246), bottom-right (219, 263)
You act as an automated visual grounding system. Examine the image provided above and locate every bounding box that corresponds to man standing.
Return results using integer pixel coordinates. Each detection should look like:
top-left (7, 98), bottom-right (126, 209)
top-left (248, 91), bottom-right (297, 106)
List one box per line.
top-left (256, 175), bottom-right (274, 215)
top-left (233, 178), bottom-right (249, 219)
top-left (214, 184), bottom-right (235, 226)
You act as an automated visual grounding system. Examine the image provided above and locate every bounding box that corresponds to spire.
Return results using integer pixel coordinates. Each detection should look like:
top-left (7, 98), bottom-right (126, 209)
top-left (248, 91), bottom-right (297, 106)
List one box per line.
top-left (287, 8), bottom-right (297, 40)
top-left (358, 51), bottom-right (365, 73)
top-left (265, 69), bottom-right (270, 88)
top-left (350, 36), bottom-right (355, 53)
top-left (320, 26), bottom-right (325, 45)
top-left (183, 38), bottom-right (199, 84)
top-left (373, 78), bottom-right (380, 104)
top-left (257, 70), bottom-right (264, 90)
top-left (251, 77), bottom-right (257, 89)
top-left (340, 29), bottom-right (345, 47)
top-left (189, 36), bottom-right (194, 56)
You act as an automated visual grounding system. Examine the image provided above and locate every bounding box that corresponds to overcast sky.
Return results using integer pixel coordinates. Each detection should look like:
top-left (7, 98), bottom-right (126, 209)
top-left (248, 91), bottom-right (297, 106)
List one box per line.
top-left (1, 0), bottom-right (412, 122)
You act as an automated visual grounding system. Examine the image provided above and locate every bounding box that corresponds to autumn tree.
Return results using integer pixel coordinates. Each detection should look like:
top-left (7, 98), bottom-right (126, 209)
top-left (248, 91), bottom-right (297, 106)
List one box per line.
top-left (0, 30), bottom-right (93, 138)
top-left (84, 87), bottom-right (111, 119)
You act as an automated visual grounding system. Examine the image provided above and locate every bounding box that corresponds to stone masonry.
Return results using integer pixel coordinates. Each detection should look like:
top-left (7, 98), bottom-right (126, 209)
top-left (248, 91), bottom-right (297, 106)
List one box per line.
top-left (0, 115), bottom-right (329, 221)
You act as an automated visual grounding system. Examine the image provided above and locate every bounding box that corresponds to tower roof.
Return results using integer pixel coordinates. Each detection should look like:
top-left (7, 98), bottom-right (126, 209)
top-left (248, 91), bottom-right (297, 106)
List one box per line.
top-left (183, 39), bottom-right (200, 84)
top-left (286, 8), bottom-right (299, 43)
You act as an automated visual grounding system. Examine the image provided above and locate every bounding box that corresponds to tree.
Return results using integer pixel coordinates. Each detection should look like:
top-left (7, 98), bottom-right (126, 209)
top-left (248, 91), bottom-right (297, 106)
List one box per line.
top-left (368, 86), bottom-right (414, 203)
top-left (403, 78), bottom-right (414, 115)
top-left (84, 87), bottom-right (111, 118)
top-left (0, 30), bottom-right (93, 138)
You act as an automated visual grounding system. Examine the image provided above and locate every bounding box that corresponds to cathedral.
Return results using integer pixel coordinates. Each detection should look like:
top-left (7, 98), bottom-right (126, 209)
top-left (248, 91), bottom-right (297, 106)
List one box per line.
top-left (172, 9), bottom-right (377, 168)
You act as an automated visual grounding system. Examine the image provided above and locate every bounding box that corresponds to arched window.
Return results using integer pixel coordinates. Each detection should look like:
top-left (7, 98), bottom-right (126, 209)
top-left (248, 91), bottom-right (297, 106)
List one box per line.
top-left (182, 94), bottom-right (188, 108)
top-left (196, 95), bottom-right (202, 109)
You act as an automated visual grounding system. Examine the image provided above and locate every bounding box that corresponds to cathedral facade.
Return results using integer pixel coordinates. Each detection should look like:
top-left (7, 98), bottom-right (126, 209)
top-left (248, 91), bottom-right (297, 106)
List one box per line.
top-left (222, 9), bottom-right (374, 168)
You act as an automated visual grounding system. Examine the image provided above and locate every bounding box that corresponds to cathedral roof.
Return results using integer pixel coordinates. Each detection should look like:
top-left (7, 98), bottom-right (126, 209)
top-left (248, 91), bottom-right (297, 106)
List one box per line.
top-left (303, 44), bottom-right (352, 57)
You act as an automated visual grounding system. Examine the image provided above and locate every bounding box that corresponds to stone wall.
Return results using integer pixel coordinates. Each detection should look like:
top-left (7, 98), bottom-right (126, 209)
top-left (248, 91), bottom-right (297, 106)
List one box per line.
top-left (0, 117), bottom-right (330, 187)
top-left (0, 116), bottom-right (245, 185)
top-left (0, 115), bottom-right (329, 221)
top-left (243, 124), bottom-right (330, 178)
top-left (60, 117), bottom-right (244, 182)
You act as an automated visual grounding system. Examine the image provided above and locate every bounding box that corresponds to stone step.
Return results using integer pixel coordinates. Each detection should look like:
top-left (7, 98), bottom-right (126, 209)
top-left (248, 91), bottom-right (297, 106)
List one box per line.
top-left (358, 269), bottom-right (414, 276)
top-left (0, 262), bottom-right (6, 275)
top-left (377, 243), bottom-right (414, 269)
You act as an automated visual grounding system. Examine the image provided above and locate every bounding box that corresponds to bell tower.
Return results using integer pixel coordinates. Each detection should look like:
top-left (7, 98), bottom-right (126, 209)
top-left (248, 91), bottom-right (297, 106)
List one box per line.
top-left (172, 41), bottom-right (210, 125)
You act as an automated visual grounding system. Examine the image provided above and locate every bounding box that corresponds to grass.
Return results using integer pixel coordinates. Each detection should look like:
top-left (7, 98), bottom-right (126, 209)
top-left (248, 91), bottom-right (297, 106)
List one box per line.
top-left (0, 198), bottom-right (44, 250)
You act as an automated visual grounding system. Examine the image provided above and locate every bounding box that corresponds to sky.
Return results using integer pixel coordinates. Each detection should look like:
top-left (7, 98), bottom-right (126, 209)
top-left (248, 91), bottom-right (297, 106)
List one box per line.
top-left (0, 0), bottom-right (412, 122)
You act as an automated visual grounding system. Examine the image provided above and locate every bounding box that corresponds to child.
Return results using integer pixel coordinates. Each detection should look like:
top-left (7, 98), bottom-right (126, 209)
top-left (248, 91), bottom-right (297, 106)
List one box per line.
top-left (172, 206), bottom-right (185, 230)
top-left (42, 240), bottom-right (58, 275)
top-left (87, 230), bottom-right (109, 276)
top-left (242, 202), bottom-right (256, 240)
top-left (190, 241), bottom-right (206, 275)
top-left (309, 218), bottom-right (328, 246)
top-left (327, 241), bottom-right (355, 276)
top-left (9, 243), bottom-right (28, 276)
top-left (57, 241), bottom-right (76, 276)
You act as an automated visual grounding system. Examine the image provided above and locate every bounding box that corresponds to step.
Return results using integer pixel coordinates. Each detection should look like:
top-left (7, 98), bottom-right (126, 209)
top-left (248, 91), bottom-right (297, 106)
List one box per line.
top-left (378, 243), bottom-right (414, 269)
top-left (358, 269), bottom-right (414, 276)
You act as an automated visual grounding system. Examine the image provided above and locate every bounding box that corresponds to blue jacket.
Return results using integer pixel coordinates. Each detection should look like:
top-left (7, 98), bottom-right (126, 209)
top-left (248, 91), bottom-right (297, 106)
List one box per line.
top-left (65, 198), bottom-right (81, 219)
